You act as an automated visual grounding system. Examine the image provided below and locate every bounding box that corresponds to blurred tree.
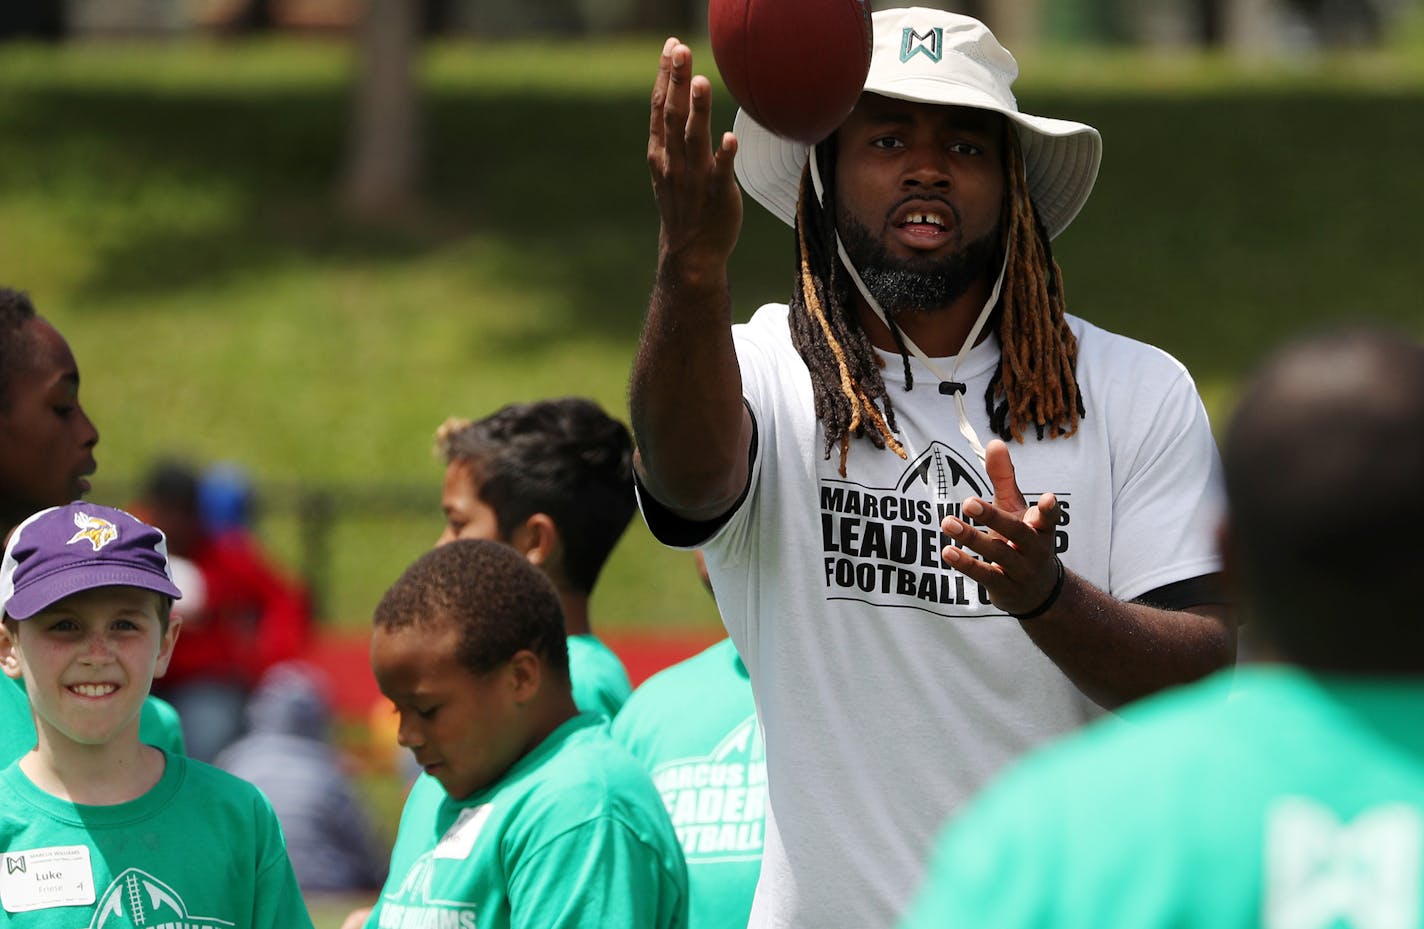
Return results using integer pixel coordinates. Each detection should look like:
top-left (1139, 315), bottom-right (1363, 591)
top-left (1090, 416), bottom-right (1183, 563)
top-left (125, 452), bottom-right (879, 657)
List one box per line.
top-left (980, 0), bottom-right (1040, 47)
top-left (342, 0), bottom-right (423, 219)
top-left (229, 0), bottom-right (277, 32)
top-left (0, 0), bottom-right (66, 39)
top-left (1196, 0), bottom-right (1225, 44)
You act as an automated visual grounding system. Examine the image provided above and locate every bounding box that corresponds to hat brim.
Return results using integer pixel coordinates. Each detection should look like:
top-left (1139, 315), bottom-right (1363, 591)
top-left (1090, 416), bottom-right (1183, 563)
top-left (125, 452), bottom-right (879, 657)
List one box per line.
top-left (733, 89), bottom-right (1101, 241)
top-left (3, 563), bottom-right (183, 621)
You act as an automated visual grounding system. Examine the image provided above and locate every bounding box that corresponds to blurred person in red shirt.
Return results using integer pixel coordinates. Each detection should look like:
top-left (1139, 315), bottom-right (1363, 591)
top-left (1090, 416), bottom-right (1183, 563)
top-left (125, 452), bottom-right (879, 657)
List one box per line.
top-left (135, 459), bottom-right (312, 761)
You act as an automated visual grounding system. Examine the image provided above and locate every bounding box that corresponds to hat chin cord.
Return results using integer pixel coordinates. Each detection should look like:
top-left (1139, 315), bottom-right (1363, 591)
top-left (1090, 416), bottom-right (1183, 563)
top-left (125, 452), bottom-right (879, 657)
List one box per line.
top-left (810, 147), bottom-right (999, 463)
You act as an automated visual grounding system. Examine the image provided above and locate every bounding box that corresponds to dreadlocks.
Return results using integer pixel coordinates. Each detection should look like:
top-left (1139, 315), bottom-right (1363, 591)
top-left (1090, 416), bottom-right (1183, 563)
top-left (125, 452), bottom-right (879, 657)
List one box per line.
top-left (787, 139), bottom-right (906, 476)
top-left (787, 121), bottom-right (1085, 477)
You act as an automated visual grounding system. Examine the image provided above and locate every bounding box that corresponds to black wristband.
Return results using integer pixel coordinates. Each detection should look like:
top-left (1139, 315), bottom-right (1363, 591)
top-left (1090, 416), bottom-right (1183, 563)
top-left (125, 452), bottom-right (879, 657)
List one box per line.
top-left (1010, 556), bottom-right (1065, 620)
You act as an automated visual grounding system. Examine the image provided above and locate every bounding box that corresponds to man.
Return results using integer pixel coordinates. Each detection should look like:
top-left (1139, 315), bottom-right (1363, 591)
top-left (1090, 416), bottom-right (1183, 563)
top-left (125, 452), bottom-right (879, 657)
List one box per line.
top-left (899, 327), bottom-right (1424, 928)
top-left (632, 9), bottom-right (1234, 926)
top-left (434, 398), bottom-right (634, 718)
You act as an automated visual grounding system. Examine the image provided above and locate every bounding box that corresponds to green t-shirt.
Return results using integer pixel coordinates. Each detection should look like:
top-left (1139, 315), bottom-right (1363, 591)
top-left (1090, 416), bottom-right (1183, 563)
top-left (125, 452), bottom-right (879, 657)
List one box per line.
top-left (0, 753), bottom-right (312, 927)
top-left (613, 639), bottom-right (763, 929)
top-left (567, 634), bottom-right (632, 719)
top-left (1, 674), bottom-right (185, 765)
top-left (899, 666), bottom-right (1424, 929)
top-left (368, 713), bottom-right (688, 929)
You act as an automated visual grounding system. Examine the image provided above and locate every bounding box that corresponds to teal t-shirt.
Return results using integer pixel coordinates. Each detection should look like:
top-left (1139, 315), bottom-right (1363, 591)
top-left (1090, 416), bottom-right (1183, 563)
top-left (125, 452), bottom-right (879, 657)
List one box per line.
top-left (567, 634), bottom-right (632, 719)
top-left (612, 639), bottom-right (763, 929)
top-left (899, 666), bottom-right (1424, 929)
top-left (0, 753), bottom-right (312, 927)
top-left (1, 675), bottom-right (185, 765)
top-left (368, 713), bottom-right (688, 929)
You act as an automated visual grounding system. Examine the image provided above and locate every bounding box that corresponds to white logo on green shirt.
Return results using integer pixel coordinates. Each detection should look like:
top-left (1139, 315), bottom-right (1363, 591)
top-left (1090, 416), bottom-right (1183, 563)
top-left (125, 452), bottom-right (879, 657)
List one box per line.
top-left (652, 715), bottom-right (766, 862)
top-left (91, 868), bottom-right (234, 928)
top-left (379, 854), bottom-right (479, 929)
top-left (1265, 798), bottom-right (1422, 929)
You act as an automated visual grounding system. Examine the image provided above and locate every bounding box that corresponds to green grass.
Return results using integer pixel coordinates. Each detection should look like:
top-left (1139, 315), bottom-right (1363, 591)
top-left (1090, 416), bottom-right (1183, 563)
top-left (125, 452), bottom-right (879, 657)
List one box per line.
top-left (2, 36), bottom-right (1423, 632)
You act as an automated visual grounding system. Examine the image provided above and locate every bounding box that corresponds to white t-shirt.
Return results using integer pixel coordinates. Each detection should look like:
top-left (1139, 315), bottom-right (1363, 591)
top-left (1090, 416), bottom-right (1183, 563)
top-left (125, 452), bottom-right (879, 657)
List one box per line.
top-left (639, 304), bottom-right (1224, 929)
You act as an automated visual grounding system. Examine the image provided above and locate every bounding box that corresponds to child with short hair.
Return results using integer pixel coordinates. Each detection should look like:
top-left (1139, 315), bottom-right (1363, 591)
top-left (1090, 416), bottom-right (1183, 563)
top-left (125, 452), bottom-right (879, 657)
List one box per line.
top-left (0, 502), bottom-right (312, 927)
top-left (361, 539), bottom-right (688, 929)
top-left (434, 398), bottom-right (636, 718)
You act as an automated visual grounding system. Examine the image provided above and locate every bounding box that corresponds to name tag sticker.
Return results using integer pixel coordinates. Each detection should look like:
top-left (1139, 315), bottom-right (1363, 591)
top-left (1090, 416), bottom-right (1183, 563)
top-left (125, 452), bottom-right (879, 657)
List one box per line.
top-left (0, 845), bottom-right (96, 912)
top-left (435, 804), bottom-right (493, 860)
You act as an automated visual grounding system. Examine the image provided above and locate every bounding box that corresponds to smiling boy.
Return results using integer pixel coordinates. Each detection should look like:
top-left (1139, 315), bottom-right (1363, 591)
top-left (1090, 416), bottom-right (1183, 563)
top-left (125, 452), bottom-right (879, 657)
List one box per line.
top-left (362, 539), bottom-right (687, 929)
top-left (0, 502), bottom-right (312, 927)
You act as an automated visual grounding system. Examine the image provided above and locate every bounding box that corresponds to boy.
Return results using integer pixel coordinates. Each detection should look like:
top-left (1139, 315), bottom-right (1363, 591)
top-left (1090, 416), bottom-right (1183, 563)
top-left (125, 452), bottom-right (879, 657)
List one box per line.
top-left (363, 539), bottom-right (687, 929)
top-left (434, 398), bottom-right (634, 718)
top-left (0, 286), bottom-right (184, 764)
top-left (0, 502), bottom-right (312, 927)
top-left (612, 552), bottom-right (763, 929)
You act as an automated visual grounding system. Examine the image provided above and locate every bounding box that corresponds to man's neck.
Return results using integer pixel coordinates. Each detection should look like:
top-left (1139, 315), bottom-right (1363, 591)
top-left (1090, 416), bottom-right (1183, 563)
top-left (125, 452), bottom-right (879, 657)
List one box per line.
top-left (851, 276), bottom-right (996, 358)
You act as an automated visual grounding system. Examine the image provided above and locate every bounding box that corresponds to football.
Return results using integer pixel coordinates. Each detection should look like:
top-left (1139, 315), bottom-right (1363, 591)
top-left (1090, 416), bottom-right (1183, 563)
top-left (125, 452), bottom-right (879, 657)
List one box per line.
top-left (708, 0), bottom-right (872, 144)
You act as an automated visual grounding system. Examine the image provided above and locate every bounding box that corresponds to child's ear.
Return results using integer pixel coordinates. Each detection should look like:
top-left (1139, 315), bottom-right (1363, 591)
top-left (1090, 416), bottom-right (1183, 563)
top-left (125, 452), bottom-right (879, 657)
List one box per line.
top-left (0, 625), bottom-right (22, 681)
top-left (509, 514), bottom-right (560, 571)
top-left (507, 649), bottom-right (542, 704)
top-left (152, 617), bottom-right (182, 680)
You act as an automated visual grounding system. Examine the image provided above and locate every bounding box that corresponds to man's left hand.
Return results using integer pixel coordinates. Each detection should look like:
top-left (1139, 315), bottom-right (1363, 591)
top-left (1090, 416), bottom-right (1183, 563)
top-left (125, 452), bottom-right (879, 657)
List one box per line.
top-left (940, 439), bottom-right (1062, 617)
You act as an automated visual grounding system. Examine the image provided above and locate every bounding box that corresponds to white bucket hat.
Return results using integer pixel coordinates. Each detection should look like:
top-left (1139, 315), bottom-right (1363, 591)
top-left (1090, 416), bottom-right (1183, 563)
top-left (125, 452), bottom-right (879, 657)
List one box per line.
top-left (733, 7), bottom-right (1102, 240)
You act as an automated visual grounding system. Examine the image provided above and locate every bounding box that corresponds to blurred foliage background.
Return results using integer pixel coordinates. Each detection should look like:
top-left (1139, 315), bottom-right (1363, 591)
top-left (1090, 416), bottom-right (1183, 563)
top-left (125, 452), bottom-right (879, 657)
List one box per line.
top-left (5, 16), bottom-right (1422, 628)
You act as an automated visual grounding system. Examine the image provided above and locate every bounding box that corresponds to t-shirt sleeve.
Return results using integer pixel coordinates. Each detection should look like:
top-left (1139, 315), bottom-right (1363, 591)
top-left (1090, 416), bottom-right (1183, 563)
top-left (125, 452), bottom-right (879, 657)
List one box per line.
top-left (634, 403), bottom-right (759, 550)
top-left (250, 791), bottom-right (318, 929)
top-left (508, 817), bottom-right (687, 929)
top-left (1106, 358), bottom-right (1225, 601)
top-left (634, 309), bottom-right (785, 552)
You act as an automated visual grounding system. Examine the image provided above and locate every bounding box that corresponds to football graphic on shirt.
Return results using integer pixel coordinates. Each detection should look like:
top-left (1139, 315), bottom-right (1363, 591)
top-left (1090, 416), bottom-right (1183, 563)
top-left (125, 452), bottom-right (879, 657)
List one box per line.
top-left (90, 868), bottom-right (234, 928)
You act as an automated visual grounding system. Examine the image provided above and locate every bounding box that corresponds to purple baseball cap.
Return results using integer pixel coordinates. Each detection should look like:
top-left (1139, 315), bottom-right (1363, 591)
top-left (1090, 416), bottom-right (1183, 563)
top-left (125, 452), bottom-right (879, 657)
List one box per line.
top-left (0, 502), bottom-right (184, 621)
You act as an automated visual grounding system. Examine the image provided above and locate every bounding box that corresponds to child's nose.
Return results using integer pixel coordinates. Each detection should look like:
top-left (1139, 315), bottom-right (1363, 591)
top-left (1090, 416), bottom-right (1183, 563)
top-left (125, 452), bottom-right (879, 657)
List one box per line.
top-left (79, 634), bottom-right (112, 661)
top-left (396, 715), bottom-right (424, 749)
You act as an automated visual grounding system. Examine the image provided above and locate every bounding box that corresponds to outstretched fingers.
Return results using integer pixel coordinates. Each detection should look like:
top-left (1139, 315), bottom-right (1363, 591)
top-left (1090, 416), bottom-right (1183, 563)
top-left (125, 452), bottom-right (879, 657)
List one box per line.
top-left (984, 439), bottom-right (1028, 515)
top-left (685, 74), bottom-right (719, 163)
top-left (940, 490), bottom-right (1062, 610)
top-left (646, 38), bottom-right (742, 265)
top-left (941, 501), bottom-right (1022, 575)
top-left (648, 37), bottom-right (677, 157)
top-left (651, 40), bottom-right (696, 177)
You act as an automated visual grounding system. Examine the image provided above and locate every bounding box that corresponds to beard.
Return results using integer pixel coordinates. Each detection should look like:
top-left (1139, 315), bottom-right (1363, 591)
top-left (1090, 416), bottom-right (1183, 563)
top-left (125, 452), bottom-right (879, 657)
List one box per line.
top-left (836, 207), bottom-right (1002, 316)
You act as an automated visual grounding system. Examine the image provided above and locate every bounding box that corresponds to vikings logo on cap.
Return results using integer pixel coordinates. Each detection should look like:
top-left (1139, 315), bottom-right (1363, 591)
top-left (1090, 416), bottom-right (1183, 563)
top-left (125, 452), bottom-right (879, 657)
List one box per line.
top-left (0, 502), bottom-right (183, 621)
top-left (66, 511), bottom-right (119, 552)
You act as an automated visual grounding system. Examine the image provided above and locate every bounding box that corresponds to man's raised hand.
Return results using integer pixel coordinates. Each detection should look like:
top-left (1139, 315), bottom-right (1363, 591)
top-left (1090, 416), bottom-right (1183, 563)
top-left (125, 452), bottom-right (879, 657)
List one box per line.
top-left (648, 39), bottom-right (742, 273)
